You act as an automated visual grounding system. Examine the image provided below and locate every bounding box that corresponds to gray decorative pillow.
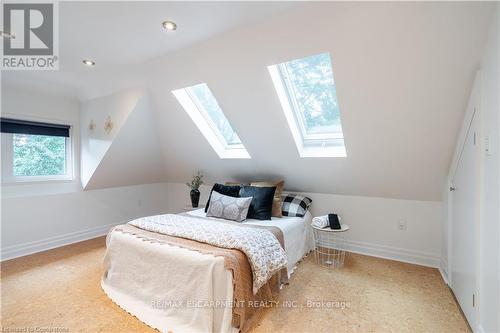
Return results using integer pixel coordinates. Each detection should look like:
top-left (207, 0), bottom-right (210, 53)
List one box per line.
top-left (206, 190), bottom-right (252, 222)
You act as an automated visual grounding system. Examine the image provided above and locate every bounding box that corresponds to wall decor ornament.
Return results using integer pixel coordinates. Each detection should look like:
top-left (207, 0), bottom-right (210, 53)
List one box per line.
top-left (88, 119), bottom-right (96, 132)
top-left (104, 116), bottom-right (113, 134)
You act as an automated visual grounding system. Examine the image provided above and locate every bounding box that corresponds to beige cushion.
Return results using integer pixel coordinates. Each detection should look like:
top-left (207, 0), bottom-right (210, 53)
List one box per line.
top-left (250, 180), bottom-right (285, 218)
top-left (225, 182), bottom-right (244, 186)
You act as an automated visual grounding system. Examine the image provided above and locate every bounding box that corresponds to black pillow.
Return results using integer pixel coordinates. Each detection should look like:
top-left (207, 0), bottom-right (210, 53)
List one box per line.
top-left (205, 183), bottom-right (241, 212)
top-left (239, 185), bottom-right (276, 220)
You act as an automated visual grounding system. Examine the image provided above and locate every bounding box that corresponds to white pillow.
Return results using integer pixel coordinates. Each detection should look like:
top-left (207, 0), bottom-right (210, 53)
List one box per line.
top-left (206, 190), bottom-right (253, 222)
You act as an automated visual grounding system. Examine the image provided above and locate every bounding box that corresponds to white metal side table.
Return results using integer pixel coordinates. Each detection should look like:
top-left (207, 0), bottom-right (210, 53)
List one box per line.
top-left (312, 224), bottom-right (350, 268)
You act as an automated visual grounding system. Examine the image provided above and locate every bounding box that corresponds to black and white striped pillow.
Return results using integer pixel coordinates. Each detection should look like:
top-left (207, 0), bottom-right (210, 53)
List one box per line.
top-left (281, 194), bottom-right (312, 217)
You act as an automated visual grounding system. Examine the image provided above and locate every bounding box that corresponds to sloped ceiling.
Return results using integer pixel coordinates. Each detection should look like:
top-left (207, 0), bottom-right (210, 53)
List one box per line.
top-left (4, 2), bottom-right (497, 201)
top-left (145, 2), bottom-right (495, 201)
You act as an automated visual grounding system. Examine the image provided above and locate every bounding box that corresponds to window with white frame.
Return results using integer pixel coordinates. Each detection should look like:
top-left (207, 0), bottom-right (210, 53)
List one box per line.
top-left (268, 52), bottom-right (346, 157)
top-left (1, 118), bottom-right (73, 182)
top-left (172, 83), bottom-right (250, 159)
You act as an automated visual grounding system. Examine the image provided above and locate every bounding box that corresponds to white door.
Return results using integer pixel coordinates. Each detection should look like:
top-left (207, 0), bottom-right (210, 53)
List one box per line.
top-left (451, 111), bottom-right (478, 327)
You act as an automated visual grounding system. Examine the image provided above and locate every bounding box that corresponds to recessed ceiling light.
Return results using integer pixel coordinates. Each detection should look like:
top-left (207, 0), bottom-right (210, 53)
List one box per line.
top-left (82, 59), bottom-right (95, 66)
top-left (162, 20), bottom-right (177, 31)
top-left (0, 31), bottom-right (15, 39)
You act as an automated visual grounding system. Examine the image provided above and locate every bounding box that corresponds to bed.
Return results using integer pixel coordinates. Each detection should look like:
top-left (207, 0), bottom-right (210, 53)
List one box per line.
top-left (101, 208), bottom-right (313, 333)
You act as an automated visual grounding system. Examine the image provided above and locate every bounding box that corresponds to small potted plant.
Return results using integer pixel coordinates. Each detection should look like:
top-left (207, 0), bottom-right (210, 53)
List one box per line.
top-left (186, 171), bottom-right (204, 208)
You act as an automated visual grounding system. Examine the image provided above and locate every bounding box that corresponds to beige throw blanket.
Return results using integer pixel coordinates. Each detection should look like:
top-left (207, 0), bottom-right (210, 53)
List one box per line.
top-left (129, 213), bottom-right (288, 294)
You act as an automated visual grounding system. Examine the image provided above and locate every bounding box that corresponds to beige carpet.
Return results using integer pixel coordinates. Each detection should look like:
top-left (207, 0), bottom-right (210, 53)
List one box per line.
top-left (1, 237), bottom-right (469, 333)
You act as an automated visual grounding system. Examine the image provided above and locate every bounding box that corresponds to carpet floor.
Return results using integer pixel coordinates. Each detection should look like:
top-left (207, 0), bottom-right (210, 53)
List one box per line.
top-left (1, 237), bottom-right (469, 333)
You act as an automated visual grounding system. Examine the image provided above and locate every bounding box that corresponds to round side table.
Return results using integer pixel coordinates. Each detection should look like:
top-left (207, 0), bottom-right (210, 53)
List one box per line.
top-left (312, 224), bottom-right (350, 268)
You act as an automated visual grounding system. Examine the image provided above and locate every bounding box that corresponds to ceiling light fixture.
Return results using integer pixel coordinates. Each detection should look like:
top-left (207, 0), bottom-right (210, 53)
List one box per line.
top-left (82, 59), bottom-right (95, 66)
top-left (162, 20), bottom-right (177, 31)
top-left (0, 31), bottom-right (15, 39)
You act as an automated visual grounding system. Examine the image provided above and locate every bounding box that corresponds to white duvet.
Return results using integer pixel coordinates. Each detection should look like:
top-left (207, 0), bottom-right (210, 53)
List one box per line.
top-left (128, 213), bottom-right (287, 293)
top-left (187, 209), bottom-right (314, 275)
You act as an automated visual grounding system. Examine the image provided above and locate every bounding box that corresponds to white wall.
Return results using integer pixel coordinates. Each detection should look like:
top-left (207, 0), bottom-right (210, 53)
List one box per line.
top-left (1, 182), bottom-right (170, 260)
top-left (80, 88), bottom-right (145, 188)
top-left (0, 85), bottom-right (442, 269)
top-left (83, 94), bottom-right (166, 190)
top-left (167, 182), bottom-right (442, 267)
top-left (0, 86), bottom-right (170, 260)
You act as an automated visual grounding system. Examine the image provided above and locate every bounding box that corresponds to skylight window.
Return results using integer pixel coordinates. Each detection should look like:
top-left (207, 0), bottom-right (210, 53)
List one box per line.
top-left (268, 52), bottom-right (346, 157)
top-left (172, 83), bottom-right (250, 159)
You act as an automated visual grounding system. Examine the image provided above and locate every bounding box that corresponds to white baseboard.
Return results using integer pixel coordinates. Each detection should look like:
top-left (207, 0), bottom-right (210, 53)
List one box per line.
top-left (2, 226), bottom-right (442, 270)
top-left (439, 258), bottom-right (449, 285)
top-left (344, 239), bottom-right (441, 268)
top-left (1, 223), bottom-right (118, 261)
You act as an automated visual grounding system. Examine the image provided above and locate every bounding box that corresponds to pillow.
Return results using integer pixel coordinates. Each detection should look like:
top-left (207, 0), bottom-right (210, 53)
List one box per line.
top-left (205, 183), bottom-right (241, 213)
top-left (251, 180), bottom-right (285, 218)
top-left (281, 194), bottom-right (312, 217)
top-left (239, 185), bottom-right (276, 220)
top-left (206, 191), bottom-right (252, 222)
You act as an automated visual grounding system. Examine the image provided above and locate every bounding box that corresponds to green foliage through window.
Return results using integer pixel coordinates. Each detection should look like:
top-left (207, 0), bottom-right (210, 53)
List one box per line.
top-left (279, 53), bottom-right (342, 136)
top-left (13, 134), bottom-right (66, 176)
top-left (187, 83), bottom-right (242, 146)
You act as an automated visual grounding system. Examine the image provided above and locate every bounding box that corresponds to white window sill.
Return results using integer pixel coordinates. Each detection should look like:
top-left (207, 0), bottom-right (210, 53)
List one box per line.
top-left (2, 177), bottom-right (74, 185)
top-left (1, 179), bottom-right (82, 199)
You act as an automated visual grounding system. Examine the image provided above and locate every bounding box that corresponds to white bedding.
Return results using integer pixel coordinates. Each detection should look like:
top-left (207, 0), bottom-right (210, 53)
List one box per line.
top-left (102, 210), bottom-right (313, 333)
top-left (187, 209), bottom-right (314, 275)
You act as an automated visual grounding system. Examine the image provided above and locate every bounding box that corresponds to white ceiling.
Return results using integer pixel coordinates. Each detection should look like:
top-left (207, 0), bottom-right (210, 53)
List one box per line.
top-left (2, 2), bottom-right (497, 201)
top-left (2, 1), bottom-right (296, 99)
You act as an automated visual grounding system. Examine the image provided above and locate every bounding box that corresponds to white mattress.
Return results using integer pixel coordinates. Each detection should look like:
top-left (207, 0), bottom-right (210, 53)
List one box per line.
top-left (186, 208), bottom-right (314, 274)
